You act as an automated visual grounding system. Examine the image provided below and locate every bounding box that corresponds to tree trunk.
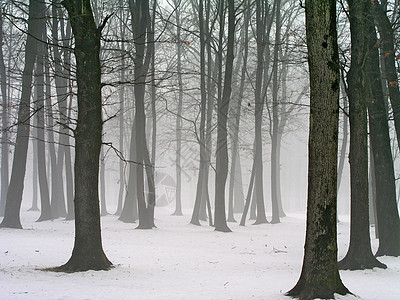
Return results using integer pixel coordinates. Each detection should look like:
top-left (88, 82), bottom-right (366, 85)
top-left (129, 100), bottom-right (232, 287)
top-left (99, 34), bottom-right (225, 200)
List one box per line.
top-left (253, 0), bottom-right (268, 225)
top-left (366, 10), bottom-right (400, 257)
top-left (270, 0), bottom-right (282, 224)
top-left (35, 28), bottom-right (52, 222)
top-left (0, 0), bottom-right (42, 229)
top-left (371, 0), bottom-right (400, 152)
top-left (173, 0), bottom-right (183, 216)
top-left (338, 0), bottom-right (386, 270)
top-left (100, 147), bottom-right (108, 216)
top-left (0, 5), bottom-right (9, 217)
top-left (287, 0), bottom-right (350, 297)
top-left (190, 0), bottom-right (207, 226)
top-left (54, 0), bottom-right (112, 271)
top-left (214, 0), bottom-right (233, 233)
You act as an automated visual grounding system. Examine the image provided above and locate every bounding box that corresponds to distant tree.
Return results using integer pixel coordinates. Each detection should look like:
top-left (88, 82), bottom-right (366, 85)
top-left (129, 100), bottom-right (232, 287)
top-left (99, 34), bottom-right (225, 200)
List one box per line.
top-left (35, 23), bottom-right (52, 222)
top-left (286, 0), bottom-right (350, 298)
top-left (252, 0), bottom-right (269, 225)
top-left (214, 0), bottom-right (234, 233)
top-left (0, 0), bottom-right (43, 229)
top-left (53, 0), bottom-right (112, 271)
top-left (0, 2), bottom-right (9, 217)
top-left (338, 0), bottom-right (386, 270)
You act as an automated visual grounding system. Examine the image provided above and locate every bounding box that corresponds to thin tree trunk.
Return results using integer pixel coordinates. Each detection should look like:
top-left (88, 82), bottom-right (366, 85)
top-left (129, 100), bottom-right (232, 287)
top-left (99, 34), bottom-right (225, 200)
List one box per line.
top-left (270, 0), bottom-right (282, 224)
top-left (35, 29), bottom-right (52, 222)
top-left (214, 0), bottom-right (234, 233)
top-left (173, 0), bottom-right (183, 216)
top-left (0, 5), bottom-right (9, 217)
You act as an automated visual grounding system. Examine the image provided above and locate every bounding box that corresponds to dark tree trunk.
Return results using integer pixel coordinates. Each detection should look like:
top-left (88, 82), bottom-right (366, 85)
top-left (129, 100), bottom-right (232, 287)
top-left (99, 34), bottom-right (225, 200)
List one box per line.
top-left (0, 0), bottom-right (42, 229)
top-left (287, 0), bottom-right (350, 298)
top-left (366, 10), bottom-right (400, 257)
top-left (371, 0), bottom-right (400, 152)
top-left (338, 0), bottom-right (386, 270)
top-left (54, 0), bottom-right (112, 271)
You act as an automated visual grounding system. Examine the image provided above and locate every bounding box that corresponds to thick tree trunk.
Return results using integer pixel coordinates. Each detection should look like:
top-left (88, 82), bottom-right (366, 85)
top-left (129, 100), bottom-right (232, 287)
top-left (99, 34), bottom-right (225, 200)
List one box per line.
top-left (287, 0), bottom-right (350, 297)
top-left (55, 0), bottom-right (112, 271)
top-left (338, 0), bottom-right (386, 270)
top-left (0, 0), bottom-right (42, 229)
top-left (366, 11), bottom-right (400, 257)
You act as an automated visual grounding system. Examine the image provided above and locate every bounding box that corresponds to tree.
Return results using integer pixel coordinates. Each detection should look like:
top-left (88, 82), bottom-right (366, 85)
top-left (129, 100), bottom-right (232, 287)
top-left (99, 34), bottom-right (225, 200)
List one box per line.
top-left (53, 0), bottom-right (112, 271)
top-left (286, 0), bottom-right (350, 298)
top-left (214, 0), bottom-right (234, 233)
top-left (0, 2), bottom-right (9, 217)
top-left (365, 3), bottom-right (400, 257)
top-left (338, 0), bottom-right (386, 270)
top-left (252, 0), bottom-right (269, 225)
top-left (0, 0), bottom-right (43, 229)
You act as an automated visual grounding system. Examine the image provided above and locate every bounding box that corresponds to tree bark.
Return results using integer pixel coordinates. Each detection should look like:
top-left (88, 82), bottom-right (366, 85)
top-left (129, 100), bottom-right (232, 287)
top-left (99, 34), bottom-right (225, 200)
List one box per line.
top-left (338, 0), bottom-right (386, 270)
top-left (366, 8), bottom-right (400, 257)
top-left (287, 0), bottom-right (350, 297)
top-left (54, 0), bottom-right (112, 271)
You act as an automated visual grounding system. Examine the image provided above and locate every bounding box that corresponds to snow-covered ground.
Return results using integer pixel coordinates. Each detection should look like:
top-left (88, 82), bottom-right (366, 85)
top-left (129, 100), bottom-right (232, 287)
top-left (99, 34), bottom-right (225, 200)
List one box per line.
top-left (0, 207), bottom-right (399, 300)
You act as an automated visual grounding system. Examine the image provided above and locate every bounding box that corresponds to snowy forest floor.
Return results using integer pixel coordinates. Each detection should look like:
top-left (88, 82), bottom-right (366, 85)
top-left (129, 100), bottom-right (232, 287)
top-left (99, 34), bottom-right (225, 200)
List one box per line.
top-left (0, 207), bottom-right (399, 300)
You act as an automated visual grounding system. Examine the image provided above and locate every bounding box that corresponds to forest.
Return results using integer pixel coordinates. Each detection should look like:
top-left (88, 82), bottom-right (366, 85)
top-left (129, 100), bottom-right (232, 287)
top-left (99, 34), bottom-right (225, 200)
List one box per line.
top-left (0, 0), bottom-right (400, 299)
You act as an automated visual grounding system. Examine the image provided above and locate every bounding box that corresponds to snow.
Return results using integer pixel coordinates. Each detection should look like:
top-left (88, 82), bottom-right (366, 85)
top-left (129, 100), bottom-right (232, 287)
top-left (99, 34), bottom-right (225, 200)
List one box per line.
top-left (0, 207), bottom-right (399, 300)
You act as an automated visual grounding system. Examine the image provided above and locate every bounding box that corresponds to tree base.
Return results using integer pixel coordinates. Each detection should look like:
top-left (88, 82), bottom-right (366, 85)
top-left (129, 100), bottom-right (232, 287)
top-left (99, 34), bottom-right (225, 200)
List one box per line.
top-left (171, 211), bottom-right (183, 216)
top-left (338, 251), bottom-right (387, 270)
top-left (214, 224), bottom-right (232, 232)
top-left (227, 216), bottom-right (237, 223)
top-left (286, 276), bottom-right (350, 300)
top-left (375, 236), bottom-right (400, 257)
top-left (253, 219), bottom-right (269, 225)
top-left (0, 219), bottom-right (22, 229)
top-left (46, 246), bottom-right (112, 273)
